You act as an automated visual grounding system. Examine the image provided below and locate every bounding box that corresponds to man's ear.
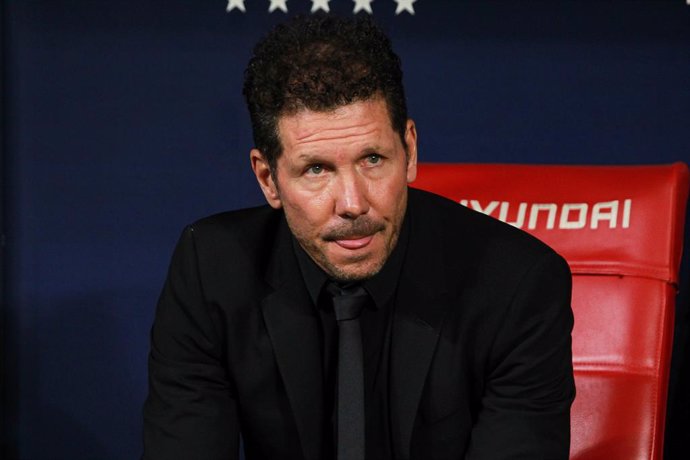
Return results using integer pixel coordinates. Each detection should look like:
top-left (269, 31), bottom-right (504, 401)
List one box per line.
top-left (404, 119), bottom-right (418, 183)
top-left (250, 149), bottom-right (282, 209)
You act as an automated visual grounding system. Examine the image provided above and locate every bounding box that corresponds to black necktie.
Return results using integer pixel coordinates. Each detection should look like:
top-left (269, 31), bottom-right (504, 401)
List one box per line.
top-left (327, 282), bottom-right (368, 460)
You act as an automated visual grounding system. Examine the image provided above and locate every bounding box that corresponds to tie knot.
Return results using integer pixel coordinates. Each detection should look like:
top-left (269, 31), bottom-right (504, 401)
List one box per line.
top-left (326, 282), bottom-right (369, 321)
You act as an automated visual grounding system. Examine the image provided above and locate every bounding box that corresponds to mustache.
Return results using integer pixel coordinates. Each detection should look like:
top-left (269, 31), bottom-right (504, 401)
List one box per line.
top-left (322, 216), bottom-right (386, 241)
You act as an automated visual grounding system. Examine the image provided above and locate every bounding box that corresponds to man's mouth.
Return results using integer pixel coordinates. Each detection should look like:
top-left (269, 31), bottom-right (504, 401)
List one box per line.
top-left (323, 217), bottom-right (385, 250)
top-left (334, 235), bottom-right (374, 250)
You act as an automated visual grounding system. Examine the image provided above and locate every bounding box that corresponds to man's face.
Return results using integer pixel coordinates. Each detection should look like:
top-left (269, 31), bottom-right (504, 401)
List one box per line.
top-left (251, 97), bottom-right (418, 282)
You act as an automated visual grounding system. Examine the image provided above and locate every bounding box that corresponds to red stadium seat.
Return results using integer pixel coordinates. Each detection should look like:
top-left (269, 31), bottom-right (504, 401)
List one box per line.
top-left (412, 162), bottom-right (689, 459)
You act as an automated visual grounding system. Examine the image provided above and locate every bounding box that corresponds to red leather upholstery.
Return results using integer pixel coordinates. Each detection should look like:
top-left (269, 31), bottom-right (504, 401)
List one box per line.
top-left (412, 162), bottom-right (689, 459)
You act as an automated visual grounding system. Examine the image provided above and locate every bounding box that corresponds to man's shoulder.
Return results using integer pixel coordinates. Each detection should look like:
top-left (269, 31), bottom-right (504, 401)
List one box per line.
top-left (407, 187), bottom-right (562, 270)
top-left (408, 187), bottom-right (550, 246)
top-left (177, 204), bottom-right (284, 266)
top-left (189, 204), bottom-right (280, 236)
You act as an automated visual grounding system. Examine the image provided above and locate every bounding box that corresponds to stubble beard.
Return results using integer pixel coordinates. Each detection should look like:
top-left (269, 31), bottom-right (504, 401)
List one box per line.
top-left (291, 216), bottom-right (401, 283)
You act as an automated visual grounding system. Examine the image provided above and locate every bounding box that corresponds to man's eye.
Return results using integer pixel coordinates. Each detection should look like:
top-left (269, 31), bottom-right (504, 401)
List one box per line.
top-left (306, 164), bottom-right (324, 175)
top-left (366, 154), bottom-right (381, 164)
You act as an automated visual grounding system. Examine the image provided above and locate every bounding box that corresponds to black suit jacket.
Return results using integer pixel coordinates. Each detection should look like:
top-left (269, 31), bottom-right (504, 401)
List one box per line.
top-left (143, 188), bottom-right (575, 460)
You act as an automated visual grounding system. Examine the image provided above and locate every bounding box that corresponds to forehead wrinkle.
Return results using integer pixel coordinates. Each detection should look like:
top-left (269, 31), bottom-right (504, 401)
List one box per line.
top-left (278, 97), bottom-right (395, 154)
top-left (293, 123), bottom-right (380, 145)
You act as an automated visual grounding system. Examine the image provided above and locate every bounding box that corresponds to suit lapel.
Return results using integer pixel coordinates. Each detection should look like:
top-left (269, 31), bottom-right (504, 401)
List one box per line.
top-left (389, 279), bottom-right (448, 459)
top-left (260, 219), bottom-right (324, 460)
top-left (390, 190), bottom-right (457, 459)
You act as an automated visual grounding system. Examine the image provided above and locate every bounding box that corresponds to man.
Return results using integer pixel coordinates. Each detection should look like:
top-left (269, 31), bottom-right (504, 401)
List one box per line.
top-left (143, 14), bottom-right (575, 460)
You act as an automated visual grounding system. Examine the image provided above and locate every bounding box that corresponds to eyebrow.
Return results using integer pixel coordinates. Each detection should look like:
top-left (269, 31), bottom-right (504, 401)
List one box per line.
top-left (293, 146), bottom-right (388, 163)
top-left (361, 146), bottom-right (386, 155)
top-left (295, 153), bottom-right (327, 163)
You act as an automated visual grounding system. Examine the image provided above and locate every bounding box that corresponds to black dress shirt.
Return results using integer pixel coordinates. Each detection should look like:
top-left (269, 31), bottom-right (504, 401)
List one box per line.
top-left (293, 216), bottom-right (409, 460)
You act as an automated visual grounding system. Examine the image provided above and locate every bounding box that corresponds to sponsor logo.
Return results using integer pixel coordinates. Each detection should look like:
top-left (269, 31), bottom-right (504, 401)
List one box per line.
top-left (459, 199), bottom-right (632, 230)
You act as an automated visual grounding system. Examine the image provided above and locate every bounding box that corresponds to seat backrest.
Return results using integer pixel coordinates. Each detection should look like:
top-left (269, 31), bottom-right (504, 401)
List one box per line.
top-left (412, 162), bottom-right (689, 459)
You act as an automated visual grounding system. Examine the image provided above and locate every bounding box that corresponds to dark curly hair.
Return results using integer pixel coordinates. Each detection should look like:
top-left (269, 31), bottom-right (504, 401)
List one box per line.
top-left (243, 14), bottom-right (408, 171)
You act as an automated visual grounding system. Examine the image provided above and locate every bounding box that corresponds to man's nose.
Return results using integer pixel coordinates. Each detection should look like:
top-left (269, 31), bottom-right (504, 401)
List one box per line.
top-left (334, 171), bottom-right (370, 219)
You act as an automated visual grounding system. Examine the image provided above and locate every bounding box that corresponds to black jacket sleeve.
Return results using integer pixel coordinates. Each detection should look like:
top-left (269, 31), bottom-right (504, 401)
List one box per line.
top-left (143, 227), bottom-right (239, 460)
top-left (466, 251), bottom-right (576, 459)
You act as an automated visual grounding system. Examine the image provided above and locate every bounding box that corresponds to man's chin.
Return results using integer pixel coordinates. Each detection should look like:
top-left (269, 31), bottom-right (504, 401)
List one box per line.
top-left (320, 256), bottom-right (386, 283)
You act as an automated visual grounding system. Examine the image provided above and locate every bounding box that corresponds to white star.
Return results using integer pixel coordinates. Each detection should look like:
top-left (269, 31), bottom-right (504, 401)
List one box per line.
top-left (269, 0), bottom-right (288, 13)
top-left (226, 0), bottom-right (246, 13)
top-left (311, 0), bottom-right (330, 13)
top-left (353, 0), bottom-right (373, 14)
top-left (394, 0), bottom-right (416, 15)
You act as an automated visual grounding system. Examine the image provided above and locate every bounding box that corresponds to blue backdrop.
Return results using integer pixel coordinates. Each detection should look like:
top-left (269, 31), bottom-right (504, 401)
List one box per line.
top-left (3, 1), bottom-right (689, 458)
